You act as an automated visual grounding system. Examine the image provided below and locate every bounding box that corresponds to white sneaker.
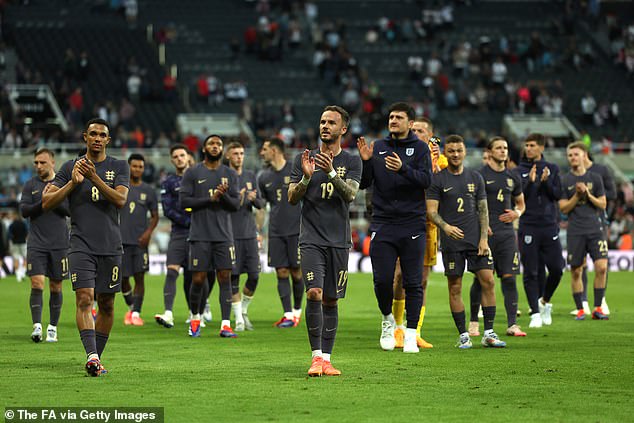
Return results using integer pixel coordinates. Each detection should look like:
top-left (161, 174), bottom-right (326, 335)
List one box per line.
top-left (380, 320), bottom-right (396, 351)
top-left (200, 319), bottom-right (206, 328)
top-left (540, 301), bottom-right (553, 326)
top-left (46, 324), bottom-right (58, 342)
top-left (186, 311), bottom-right (192, 324)
top-left (235, 321), bottom-right (245, 332)
top-left (242, 313), bottom-right (254, 331)
top-left (31, 324), bottom-right (43, 343)
top-left (203, 302), bottom-right (212, 322)
top-left (403, 330), bottom-right (419, 353)
top-left (529, 312), bottom-right (543, 328)
top-left (154, 313), bottom-right (174, 328)
top-left (583, 301), bottom-right (591, 315)
top-left (601, 297), bottom-right (610, 315)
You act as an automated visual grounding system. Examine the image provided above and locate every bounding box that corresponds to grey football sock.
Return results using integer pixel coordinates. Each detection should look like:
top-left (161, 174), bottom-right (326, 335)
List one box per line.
top-left (79, 329), bottom-right (97, 357)
top-left (306, 299), bottom-right (322, 351)
top-left (482, 306), bottom-right (496, 331)
top-left (30, 288), bottom-right (43, 324)
top-left (96, 331), bottom-right (109, 357)
top-left (321, 304), bottom-right (338, 354)
top-left (49, 291), bottom-right (63, 326)
top-left (501, 276), bottom-right (518, 326)
top-left (292, 276), bottom-right (304, 310)
top-left (219, 279), bottom-right (232, 321)
top-left (277, 277), bottom-right (292, 313)
top-left (163, 269), bottom-right (178, 311)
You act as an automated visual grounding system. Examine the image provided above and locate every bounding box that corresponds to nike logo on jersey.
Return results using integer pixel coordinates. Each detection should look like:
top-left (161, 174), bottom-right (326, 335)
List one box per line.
top-left (175, 187), bottom-right (180, 191)
top-left (522, 173), bottom-right (529, 177)
top-left (412, 234), bottom-right (421, 240)
top-left (486, 181), bottom-right (495, 184)
top-left (197, 179), bottom-right (206, 184)
top-left (552, 235), bottom-right (559, 241)
top-left (379, 151), bottom-right (388, 155)
top-left (567, 185), bottom-right (575, 190)
top-left (109, 283), bottom-right (120, 289)
top-left (443, 187), bottom-right (453, 192)
top-left (32, 190), bottom-right (40, 194)
top-left (265, 183), bottom-right (273, 187)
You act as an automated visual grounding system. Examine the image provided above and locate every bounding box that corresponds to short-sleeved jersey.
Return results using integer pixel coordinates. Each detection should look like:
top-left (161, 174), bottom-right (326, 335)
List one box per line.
top-left (561, 171), bottom-right (605, 236)
top-left (290, 149), bottom-right (362, 248)
top-left (120, 182), bottom-right (158, 245)
top-left (587, 162), bottom-right (616, 201)
top-left (180, 163), bottom-right (239, 242)
top-left (426, 168), bottom-right (486, 252)
top-left (20, 177), bottom-right (69, 251)
top-left (161, 173), bottom-right (190, 235)
top-left (478, 165), bottom-right (522, 236)
top-left (258, 161), bottom-right (300, 237)
top-left (231, 170), bottom-right (265, 240)
top-left (53, 156), bottom-right (130, 255)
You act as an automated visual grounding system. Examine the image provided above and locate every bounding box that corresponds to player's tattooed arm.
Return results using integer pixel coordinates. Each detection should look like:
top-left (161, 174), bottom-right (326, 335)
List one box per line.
top-left (427, 199), bottom-right (464, 240)
top-left (428, 210), bottom-right (448, 231)
top-left (331, 176), bottom-right (359, 203)
top-left (477, 199), bottom-right (489, 240)
top-left (288, 182), bottom-right (308, 205)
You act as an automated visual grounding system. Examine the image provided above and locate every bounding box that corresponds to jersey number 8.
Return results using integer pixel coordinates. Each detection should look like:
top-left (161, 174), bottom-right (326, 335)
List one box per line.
top-left (91, 186), bottom-right (100, 202)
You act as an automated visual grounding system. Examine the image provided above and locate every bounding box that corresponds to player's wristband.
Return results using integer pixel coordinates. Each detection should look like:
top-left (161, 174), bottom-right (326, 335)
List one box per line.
top-left (514, 208), bottom-right (523, 217)
top-left (328, 169), bottom-right (337, 179)
top-left (300, 175), bottom-right (311, 186)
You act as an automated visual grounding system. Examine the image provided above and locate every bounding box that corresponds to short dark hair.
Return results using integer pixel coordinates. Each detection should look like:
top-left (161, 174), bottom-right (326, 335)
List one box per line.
top-left (265, 137), bottom-right (285, 153)
top-left (34, 148), bottom-right (54, 158)
top-left (414, 116), bottom-right (433, 131)
top-left (445, 134), bottom-right (465, 145)
top-left (169, 143), bottom-right (188, 155)
top-left (388, 102), bottom-right (415, 121)
top-left (486, 136), bottom-right (507, 150)
top-left (525, 133), bottom-right (546, 146)
top-left (322, 105), bottom-right (350, 128)
top-left (85, 118), bottom-right (110, 133)
top-left (203, 134), bottom-right (223, 146)
top-left (128, 153), bottom-right (145, 164)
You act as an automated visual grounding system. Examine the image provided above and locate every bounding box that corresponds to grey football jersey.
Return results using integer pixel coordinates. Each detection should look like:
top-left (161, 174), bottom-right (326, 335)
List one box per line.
top-left (587, 162), bottom-right (616, 201)
top-left (290, 149), bottom-right (362, 248)
top-left (427, 168), bottom-right (486, 253)
top-left (258, 161), bottom-right (300, 237)
top-left (120, 182), bottom-right (158, 245)
top-left (561, 171), bottom-right (605, 236)
top-left (231, 170), bottom-right (265, 240)
top-left (20, 177), bottom-right (69, 251)
top-left (478, 165), bottom-right (522, 236)
top-left (180, 163), bottom-right (239, 242)
top-left (53, 156), bottom-right (129, 255)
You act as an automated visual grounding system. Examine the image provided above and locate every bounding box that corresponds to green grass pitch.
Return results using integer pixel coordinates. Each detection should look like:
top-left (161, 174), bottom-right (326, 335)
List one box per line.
top-left (1, 271), bottom-right (633, 422)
